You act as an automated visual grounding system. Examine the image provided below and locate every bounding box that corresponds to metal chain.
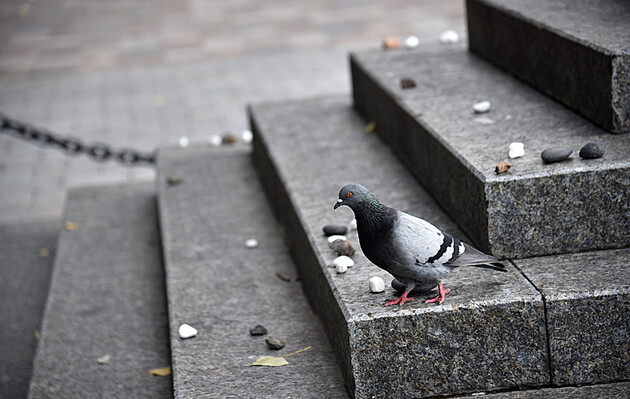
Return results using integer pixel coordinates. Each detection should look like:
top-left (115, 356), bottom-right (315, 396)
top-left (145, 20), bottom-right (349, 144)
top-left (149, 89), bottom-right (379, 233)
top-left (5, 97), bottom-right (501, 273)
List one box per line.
top-left (0, 112), bottom-right (155, 165)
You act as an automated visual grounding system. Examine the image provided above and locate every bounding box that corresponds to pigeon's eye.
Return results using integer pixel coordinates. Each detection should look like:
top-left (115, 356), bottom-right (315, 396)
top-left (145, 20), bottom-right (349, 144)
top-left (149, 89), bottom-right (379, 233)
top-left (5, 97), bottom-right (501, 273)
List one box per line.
top-left (347, 192), bottom-right (353, 198)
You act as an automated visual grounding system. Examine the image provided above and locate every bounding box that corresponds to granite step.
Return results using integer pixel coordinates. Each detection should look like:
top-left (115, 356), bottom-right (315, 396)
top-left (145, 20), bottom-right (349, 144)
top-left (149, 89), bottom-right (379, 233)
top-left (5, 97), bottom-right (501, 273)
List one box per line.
top-left (466, 0), bottom-right (630, 133)
top-left (350, 44), bottom-right (630, 259)
top-left (0, 220), bottom-right (58, 399)
top-left (28, 184), bottom-right (173, 398)
top-left (250, 95), bottom-right (551, 399)
top-left (458, 381), bottom-right (630, 399)
top-left (155, 146), bottom-right (349, 399)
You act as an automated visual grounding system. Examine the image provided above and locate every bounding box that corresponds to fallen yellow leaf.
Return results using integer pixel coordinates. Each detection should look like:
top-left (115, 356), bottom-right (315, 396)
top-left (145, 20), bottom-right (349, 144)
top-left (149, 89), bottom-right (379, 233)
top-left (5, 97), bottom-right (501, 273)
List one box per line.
top-left (65, 222), bottom-right (79, 231)
top-left (364, 121), bottom-right (376, 133)
top-left (34, 330), bottom-right (40, 340)
top-left (38, 248), bottom-right (49, 257)
top-left (250, 356), bottom-right (289, 367)
top-left (149, 367), bottom-right (171, 376)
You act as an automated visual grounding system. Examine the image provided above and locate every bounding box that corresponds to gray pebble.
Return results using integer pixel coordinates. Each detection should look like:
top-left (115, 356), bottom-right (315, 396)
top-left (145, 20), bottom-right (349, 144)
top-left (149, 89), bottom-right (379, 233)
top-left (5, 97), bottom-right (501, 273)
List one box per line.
top-left (323, 224), bottom-right (348, 236)
top-left (541, 147), bottom-right (572, 163)
top-left (249, 324), bottom-right (267, 336)
top-left (265, 336), bottom-right (285, 350)
top-left (579, 142), bottom-right (604, 159)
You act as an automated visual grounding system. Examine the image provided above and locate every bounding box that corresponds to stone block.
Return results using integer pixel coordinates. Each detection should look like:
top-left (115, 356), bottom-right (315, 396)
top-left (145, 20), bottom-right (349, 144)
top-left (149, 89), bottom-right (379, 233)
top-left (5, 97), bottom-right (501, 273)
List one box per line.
top-left (251, 96), bottom-right (549, 399)
top-left (351, 45), bottom-right (630, 259)
top-left (467, 0), bottom-right (630, 133)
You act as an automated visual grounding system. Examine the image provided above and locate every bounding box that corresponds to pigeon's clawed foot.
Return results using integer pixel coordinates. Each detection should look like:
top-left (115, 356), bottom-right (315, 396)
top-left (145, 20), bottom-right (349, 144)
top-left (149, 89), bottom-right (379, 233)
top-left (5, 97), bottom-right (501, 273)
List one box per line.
top-left (385, 289), bottom-right (414, 306)
top-left (425, 281), bottom-right (450, 304)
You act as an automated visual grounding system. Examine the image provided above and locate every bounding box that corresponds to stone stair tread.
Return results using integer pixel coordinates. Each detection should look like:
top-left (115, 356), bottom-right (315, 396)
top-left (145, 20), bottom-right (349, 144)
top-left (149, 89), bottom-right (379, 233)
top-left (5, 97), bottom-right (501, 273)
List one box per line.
top-left (156, 146), bottom-right (349, 399)
top-left (250, 95), bottom-right (550, 399)
top-left (28, 184), bottom-right (172, 398)
top-left (351, 44), bottom-right (630, 258)
top-left (459, 381), bottom-right (630, 398)
top-left (466, 0), bottom-right (630, 133)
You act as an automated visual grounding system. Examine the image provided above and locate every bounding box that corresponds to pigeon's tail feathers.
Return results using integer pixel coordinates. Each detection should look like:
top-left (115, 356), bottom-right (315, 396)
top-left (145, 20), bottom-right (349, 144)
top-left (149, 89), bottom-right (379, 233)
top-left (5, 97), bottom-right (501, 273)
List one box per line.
top-left (446, 242), bottom-right (507, 271)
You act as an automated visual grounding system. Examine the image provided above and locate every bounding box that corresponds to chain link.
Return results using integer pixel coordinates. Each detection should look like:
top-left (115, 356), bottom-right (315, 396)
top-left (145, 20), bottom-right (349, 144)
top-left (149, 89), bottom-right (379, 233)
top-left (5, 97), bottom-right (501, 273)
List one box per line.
top-left (0, 112), bottom-right (155, 166)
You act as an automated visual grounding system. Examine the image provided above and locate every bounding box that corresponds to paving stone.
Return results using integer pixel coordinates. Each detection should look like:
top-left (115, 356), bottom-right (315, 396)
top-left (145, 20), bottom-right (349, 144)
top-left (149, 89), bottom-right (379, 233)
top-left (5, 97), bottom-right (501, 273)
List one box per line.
top-left (250, 96), bottom-right (549, 399)
top-left (28, 184), bottom-right (172, 399)
top-left (0, 220), bottom-right (58, 399)
top-left (459, 381), bottom-right (630, 398)
top-left (514, 249), bottom-right (630, 386)
top-left (467, 0), bottom-right (630, 133)
top-left (350, 45), bottom-right (630, 259)
top-left (156, 146), bottom-right (349, 399)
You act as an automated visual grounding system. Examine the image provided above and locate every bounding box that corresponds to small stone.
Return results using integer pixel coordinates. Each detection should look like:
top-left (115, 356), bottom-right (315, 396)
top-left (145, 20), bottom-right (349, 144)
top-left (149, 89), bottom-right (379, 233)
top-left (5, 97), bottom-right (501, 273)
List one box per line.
top-left (439, 30), bottom-right (459, 44)
top-left (241, 130), bottom-right (253, 144)
top-left (541, 147), bottom-right (572, 163)
top-left (245, 238), bottom-right (258, 248)
top-left (179, 136), bottom-right (189, 148)
top-left (249, 324), bottom-right (267, 336)
top-left (97, 354), bottom-right (111, 365)
top-left (403, 35), bottom-right (420, 48)
top-left (474, 116), bottom-right (495, 125)
top-left (327, 235), bottom-right (347, 246)
top-left (400, 78), bottom-right (416, 89)
top-left (222, 133), bottom-right (237, 144)
top-left (265, 336), bottom-right (285, 350)
top-left (335, 263), bottom-right (348, 274)
top-left (350, 219), bottom-right (357, 230)
top-left (333, 255), bottom-right (354, 269)
top-left (473, 100), bottom-right (491, 113)
top-left (208, 135), bottom-right (222, 147)
top-left (369, 276), bottom-right (385, 293)
top-left (579, 142), bottom-right (604, 159)
top-left (382, 36), bottom-right (401, 49)
top-left (508, 142), bottom-right (525, 158)
top-left (331, 240), bottom-right (355, 257)
top-left (166, 176), bottom-right (182, 185)
top-left (495, 161), bottom-right (512, 174)
top-left (323, 224), bottom-right (348, 236)
top-left (179, 323), bottom-right (197, 339)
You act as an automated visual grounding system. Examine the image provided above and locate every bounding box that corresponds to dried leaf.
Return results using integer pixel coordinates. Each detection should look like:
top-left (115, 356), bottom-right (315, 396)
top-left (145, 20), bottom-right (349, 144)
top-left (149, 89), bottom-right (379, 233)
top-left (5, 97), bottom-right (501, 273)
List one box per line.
top-left (34, 330), bottom-right (40, 340)
top-left (250, 356), bottom-right (289, 367)
top-left (38, 248), bottom-right (49, 257)
top-left (149, 366), bottom-right (172, 376)
top-left (65, 222), bottom-right (79, 231)
top-left (364, 121), bottom-right (376, 133)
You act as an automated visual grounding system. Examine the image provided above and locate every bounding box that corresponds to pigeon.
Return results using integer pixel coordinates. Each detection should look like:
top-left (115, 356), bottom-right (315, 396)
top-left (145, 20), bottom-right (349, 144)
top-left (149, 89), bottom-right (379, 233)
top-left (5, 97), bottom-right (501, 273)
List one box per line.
top-left (334, 184), bottom-right (506, 306)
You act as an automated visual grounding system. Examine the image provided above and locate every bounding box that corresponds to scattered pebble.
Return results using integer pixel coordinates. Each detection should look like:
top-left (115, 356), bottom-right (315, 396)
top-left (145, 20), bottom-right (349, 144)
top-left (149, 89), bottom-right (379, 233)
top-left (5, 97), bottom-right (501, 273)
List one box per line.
top-left (323, 224), bottom-right (348, 236)
top-left (265, 336), bottom-right (285, 350)
top-left (369, 276), bottom-right (385, 293)
top-left (382, 36), bottom-right (401, 49)
top-left (241, 130), bottom-right (253, 144)
top-left (222, 133), bottom-right (237, 144)
top-left (249, 324), bottom-right (267, 336)
top-left (208, 135), bottom-right (222, 147)
top-left (439, 30), bottom-right (459, 44)
top-left (541, 147), bottom-right (572, 163)
top-left (400, 78), bottom-right (416, 89)
top-left (179, 136), bottom-right (189, 148)
top-left (508, 142), bottom-right (525, 159)
top-left (179, 323), bottom-right (198, 339)
top-left (474, 116), bottom-right (495, 125)
top-left (97, 354), bottom-right (111, 365)
top-left (327, 235), bottom-right (347, 246)
top-left (331, 240), bottom-right (356, 257)
top-left (579, 142), bottom-right (604, 159)
top-left (495, 161), bottom-right (512, 174)
top-left (403, 35), bottom-right (420, 48)
top-left (350, 219), bottom-right (357, 230)
top-left (245, 238), bottom-right (258, 248)
top-left (166, 176), bottom-right (182, 186)
top-left (473, 100), bottom-right (491, 114)
top-left (333, 255), bottom-right (354, 269)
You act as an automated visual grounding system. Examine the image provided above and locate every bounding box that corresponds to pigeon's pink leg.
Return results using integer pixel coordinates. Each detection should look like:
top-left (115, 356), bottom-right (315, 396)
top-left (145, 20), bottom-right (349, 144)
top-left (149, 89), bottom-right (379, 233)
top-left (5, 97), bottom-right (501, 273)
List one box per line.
top-left (385, 289), bottom-right (414, 306)
top-left (425, 281), bottom-right (450, 304)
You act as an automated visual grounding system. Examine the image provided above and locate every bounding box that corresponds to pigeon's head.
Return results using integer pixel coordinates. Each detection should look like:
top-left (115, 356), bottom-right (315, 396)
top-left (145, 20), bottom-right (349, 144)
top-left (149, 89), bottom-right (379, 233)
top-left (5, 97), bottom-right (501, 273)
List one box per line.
top-left (334, 184), bottom-right (371, 211)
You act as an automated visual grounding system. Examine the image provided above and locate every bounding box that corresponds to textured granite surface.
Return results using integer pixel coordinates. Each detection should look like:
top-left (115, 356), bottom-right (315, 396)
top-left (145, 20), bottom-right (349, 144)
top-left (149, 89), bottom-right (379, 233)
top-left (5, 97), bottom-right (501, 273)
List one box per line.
top-left (351, 45), bottom-right (630, 259)
top-left (0, 220), bottom-right (57, 399)
top-left (459, 381), bottom-right (630, 398)
top-left (251, 96), bottom-right (549, 399)
top-left (467, 0), bottom-right (630, 133)
top-left (156, 147), bottom-right (349, 399)
top-left (514, 249), bottom-right (630, 386)
top-left (28, 184), bottom-right (173, 398)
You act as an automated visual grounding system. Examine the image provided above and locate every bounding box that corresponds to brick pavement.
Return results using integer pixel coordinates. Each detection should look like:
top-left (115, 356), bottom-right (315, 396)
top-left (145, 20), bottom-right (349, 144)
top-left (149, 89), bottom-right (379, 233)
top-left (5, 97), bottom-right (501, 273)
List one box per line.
top-left (0, 0), bottom-right (463, 223)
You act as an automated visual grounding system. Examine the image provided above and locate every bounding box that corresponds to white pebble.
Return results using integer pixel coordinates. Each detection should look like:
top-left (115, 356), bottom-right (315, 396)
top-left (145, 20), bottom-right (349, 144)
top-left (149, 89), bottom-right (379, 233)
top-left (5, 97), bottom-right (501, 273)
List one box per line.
top-left (179, 136), bottom-right (189, 148)
top-left (179, 323), bottom-right (197, 339)
top-left (474, 116), bottom-right (495, 125)
top-left (96, 354), bottom-right (111, 364)
top-left (208, 135), bottom-right (222, 147)
top-left (369, 276), bottom-right (385, 293)
top-left (241, 130), bottom-right (253, 143)
top-left (508, 142), bottom-right (525, 158)
top-left (473, 100), bottom-right (491, 113)
top-left (245, 238), bottom-right (258, 248)
top-left (336, 263), bottom-right (348, 274)
top-left (350, 219), bottom-right (357, 230)
top-left (333, 255), bottom-right (354, 269)
top-left (403, 35), bottom-right (420, 48)
top-left (439, 30), bottom-right (459, 44)
top-left (327, 235), bottom-right (347, 245)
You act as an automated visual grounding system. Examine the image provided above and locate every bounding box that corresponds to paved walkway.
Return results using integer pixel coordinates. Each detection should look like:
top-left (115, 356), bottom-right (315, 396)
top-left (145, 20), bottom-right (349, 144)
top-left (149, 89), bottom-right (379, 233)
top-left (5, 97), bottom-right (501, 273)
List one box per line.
top-left (0, 0), bottom-right (463, 223)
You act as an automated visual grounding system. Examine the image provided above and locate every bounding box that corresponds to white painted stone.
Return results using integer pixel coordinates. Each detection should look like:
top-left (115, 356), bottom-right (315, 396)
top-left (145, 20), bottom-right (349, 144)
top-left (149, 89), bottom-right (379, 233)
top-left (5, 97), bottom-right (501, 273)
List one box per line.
top-left (179, 323), bottom-right (198, 339)
top-left (350, 218), bottom-right (357, 230)
top-left (403, 35), bottom-right (419, 48)
top-left (439, 30), bottom-right (459, 44)
top-left (473, 100), bottom-right (491, 113)
top-left (335, 263), bottom-right (348, 274)
top-left (369, 276), bottom-right (385, 293)
top-left (245, 238), bottom-right (258, 248)
top-left (241, 130), bottom-right (253, 143)
top-left (333, 255), bottom-right (354, 269)
top-left (208, 135), bottom-right (222, 147)
top-left (327, 235), bottom-right (347, 245)
top-left (179, 136), bottom-right (190, 148)
top-left (508, 142), bottom-right (525, 158)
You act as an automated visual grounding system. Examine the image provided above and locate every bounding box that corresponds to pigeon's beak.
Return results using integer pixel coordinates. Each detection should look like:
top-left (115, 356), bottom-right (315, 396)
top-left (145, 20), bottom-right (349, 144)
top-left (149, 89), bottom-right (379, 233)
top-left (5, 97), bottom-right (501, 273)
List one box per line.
top-left (334, 199), bottom-right (343, 210)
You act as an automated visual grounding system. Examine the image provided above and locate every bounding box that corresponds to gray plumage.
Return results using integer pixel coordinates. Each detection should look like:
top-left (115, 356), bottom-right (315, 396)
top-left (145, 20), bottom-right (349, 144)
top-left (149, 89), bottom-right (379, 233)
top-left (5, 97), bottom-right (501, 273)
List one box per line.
top-left (334, 184), bottom-right (506, 305)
